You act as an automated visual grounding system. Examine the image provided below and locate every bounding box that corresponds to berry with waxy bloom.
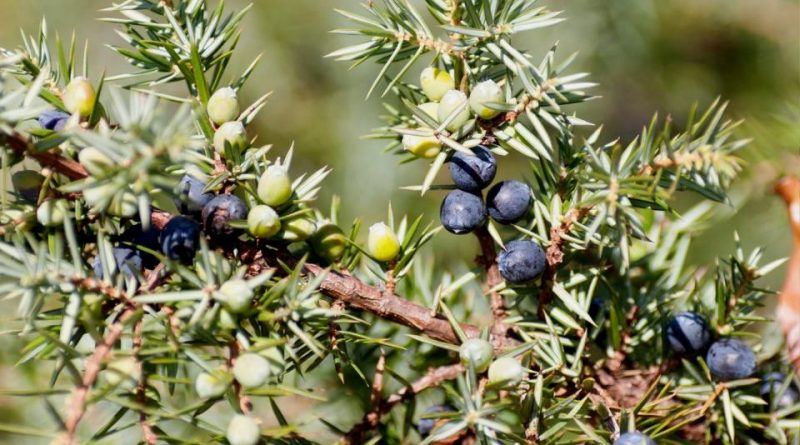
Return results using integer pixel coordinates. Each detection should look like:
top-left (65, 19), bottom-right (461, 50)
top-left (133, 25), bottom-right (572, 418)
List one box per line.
top-left (37, 110), bottom-right (70, 131)
top-left (706, 338), bottom-right (757, 381)
top-left (63, 77), bottom-right (96, 117)
top-left (248, 205), bottom-right (281, 239)
top-left (459, 338), bottom-right (493, 373)
top-left (233, 352), bottom-right (270, 388)
top-left (120, 224), bottom-right (161, 269)
top-left (666, 311), bottom-right (712, 356)
top-left (488, 356), bottom-right (525, 387)
top-left (487, 180), bottom-right (531, 224)
top-left (226, 414), bottom-right (261, 445)
top-left (440, 190), bottom-right (487, 235)
top-left (160, 216), bottom-right (200, 264)
top-left (402, 133), bottom-right (441, 159)
top-left (92, 246), bottom-right (142, 281)
top-left (420, 66), bottom-right (455, 101)
top-left (78, 147), bottom-right (114, 177)
top-left (207, 86), bottom-right (240, 125)
top-left (760, 372), bottom-right (799, 410)
top-left (498, 239), bottom-right (546, 284)
top-left (437, 89), bottom-right (471, 132)
top-left (175, 175), bottom-right (214, 215)
top-left (201, 194), bottom-right (247, 238)
top-left (257, 165), bottom-right (293, 207)
top-left (614, 432), bottom-right (656, 445)
top-left (469, 79), bottom-right (504, 119)
top-left (216, 279), bottom-right (254, 313)
top-left (195, 370), bottom-right (228, 399)
top-left (11, 170), bottom-right (44, 203)
top-left (367, 222), bottom-right (400, 262)
top-left (310, 223), bottom-right (347, 263)
top-left (449, 145), bottom-right (497, 192)
top-left (36, 199), bottom-right (66, 227)
top-left (213, 120), bottom-right (247, 154)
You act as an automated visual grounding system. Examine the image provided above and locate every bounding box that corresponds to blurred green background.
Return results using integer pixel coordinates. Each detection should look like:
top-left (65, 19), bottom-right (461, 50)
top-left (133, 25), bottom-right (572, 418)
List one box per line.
top-left (0, 0), bottom-right (798, 442)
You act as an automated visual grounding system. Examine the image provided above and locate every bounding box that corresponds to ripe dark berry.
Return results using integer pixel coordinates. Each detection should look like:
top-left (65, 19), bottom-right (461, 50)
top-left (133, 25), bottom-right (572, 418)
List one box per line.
top-left (11, 170), bottom-right (44, 203)
top-left (440, 190), bottom-right (486, 234)
top-left (666, 312), bottom-right (712, 356)
top-left (487, 180), bottom-right (531, 224)
top-left (498, 240), bottom-right (546, 284)
top-left (417, 404), bottom-right (455, 438)
top-left (614, 432), bottom-right (656, 445)
top-left (201, 194), bottom-right (246, 238)
top-left (760, 372), bottom-right (800, 410)
top-left (449, 145), bottom-right (497, 192)
top-left (706, 338), bottom-right (757, 381)
top-left (92, 246), bottom-right (142, 280)
top-left (37, 110), bottom-right (70, 131)
top-left (120, 224), bottom-right (161, 269)
top-left (160, 216), bottom-right (200, 264)
top-left (175, 175), bottom-right (214, 215)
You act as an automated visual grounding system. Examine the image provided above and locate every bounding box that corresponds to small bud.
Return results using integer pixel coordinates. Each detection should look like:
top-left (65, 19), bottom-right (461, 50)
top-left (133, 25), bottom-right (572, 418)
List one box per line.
top-left (233, 353), bottom-right (270, 388)
top-left (420, 67), bottom-right (455, 101)
top-left (215, 279), bottom-right (253, 313)
top-left (367, 222), bottom-right (400, 262)
top-left (213, 121), bottom-right (247, 154)
top-left (207, 87), bottom-right (240, 125)
top-left (248, 205), bottom-right (281, 239)
top-left (36, 199), bottom-right (66, 227)
top-left (437, 89), bottom-right (471, 132)
top-left (257, 165), bottom-right (293, 207)
top-left (310, 223), bottom-right (347, 263)
top-left (195, 370), bottom-right (229, 398)
top-left (459, 339), bottom-right (492, 373)
top-left (469, 79), bottom-right (503, 119)
top-left (402, 133), bottom-right (441, 159)
top-left (63, 77), bottom-right (96, 118)
top-left (487, 357), bottom-right (524, 387)
top-left (226, 415), bottom-right (261, 445)
top-left (78, 147), bottom-right (114, 177)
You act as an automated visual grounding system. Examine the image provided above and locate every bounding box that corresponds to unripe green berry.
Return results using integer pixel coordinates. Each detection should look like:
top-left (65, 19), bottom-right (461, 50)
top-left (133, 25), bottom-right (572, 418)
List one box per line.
top-left (196, 252), bottom-right (233, 282)
top-left (248, 205), bottom-right (281, 239)
top-left (233, 352), bottom-right (270, 388)
top-left (402, 133), bottom-right (441, 159)
top-left (459, 338), bottom-right (493, 373)
top-left (257, 165), bottom-right (293, 207)
top-left (107, 191), bottom-right (138, 217)
top-left (82, 181), bottom-right (115, 210)
top-left (78, 147), bottom-right (114, 177)
top-left (213, 121), bottom-right (247, 154)
top-left (207, 87), bottom-right (240, 125)
top-left (36, 199), bottom-right (66, 227)
top-left (310, 223), bottom-right (347, 263)
top-left (280, 217), bottom-right (316, 242)
top-left (63, 77), bottom-right (96, 117)
top-left (226, 415), bottom-right (261, 445)
top-left (487, 357), bottom-right (524, 387)
top-left (104, 356), bottom-right (140, 388)
top-left (469, 79), bottom-right (503, 119)
top-left (195, 371), bottom-right (228, 398)
top-left (437, 90), bottom-right (471, 132)
top-left (367, 222), bottom-right (400, 262)
top-left (216, 279), bottom-right (254, 313)
top-left (420, 67), bottom-right (455, 101)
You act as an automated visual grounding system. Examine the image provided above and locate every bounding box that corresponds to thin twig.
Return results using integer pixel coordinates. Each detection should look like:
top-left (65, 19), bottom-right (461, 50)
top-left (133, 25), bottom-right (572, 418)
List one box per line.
top-left (133, 318), bottom-right (157, 445)
top-left (474, 226), bottom-right (507, 347)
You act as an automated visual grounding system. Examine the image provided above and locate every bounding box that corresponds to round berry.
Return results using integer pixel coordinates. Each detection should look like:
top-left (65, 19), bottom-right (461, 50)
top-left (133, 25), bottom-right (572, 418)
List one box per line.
top-left (469, 79), bottom-right (503, 119)
top-left (120, 224), bottom-right (161, 269)
top-left (487, 180), bottom-right (531, 224)
top-left (201, 194), bottom-right (247, 238)
top-left (498, 240), bottom-right (546, 284)
top-left (417, 404), bottom-right (455, 438)
top-left (488, 356), bottom-right (525, 387)
top-left (760, 372), bottom-right (799, 410)
top-left (104, 356), bottom-right (140, 388)
top-left (402, 133), bottom-right (442, 159)
top-left (459, 338), bottom-right (493, 373)
top-left (195, 371), bottom-right (228, 398)
top-left (420, 67), bottom-right (455, 102)
top-left (207, 87), bottom-right (240, 125)
top-left (92, 246), bottom-right (143, 281)
top-left (226, 415), bottom-right (261, 445)
top-left (63, 77), bottom-right (96, 117)
top-left (78, 147), bottom-right (114, 177)
top-left (418, 102), bottom-right (439, 120)
top-left (666, 312), bottom-right (711, 356)
top-left (233, 352), bottom-right (270, 388)
top-left (216, 279), bottom-right (254, 313)
top-left (437, 90), bottom-right (471, 132)
top-left (247, 205), bottom-right (281, 239)
top-left (160, 216), bottom-right (200, 264)
top-left (107, 191), bottom-right (138, 217)
top-left (280, 217), bottom-right (316, 242)
top-left (36, 199), bottom-right (66, 227)
top-left (449, 145), bottom-right (497, 192)
top-left (213, 121), bottom-right (247, 154)
top-left (706, 338), bottom-right (757, 381)
top-left (310, 223), bottom-right (347, 263)
top-left (175, 175), bottom-right (214, 215)
top-left (440, 190), bottom-right (486, 235)
top-left (614, 432), bottom-right (656, 445)
top-left (38, 110), bottom-right (70, 131)
top-left (11, 170), bottom-right (44, 203)
top-left (257, 165), bottom-right (293, 207)
top-left (367, 222), bottom-right (400, 262)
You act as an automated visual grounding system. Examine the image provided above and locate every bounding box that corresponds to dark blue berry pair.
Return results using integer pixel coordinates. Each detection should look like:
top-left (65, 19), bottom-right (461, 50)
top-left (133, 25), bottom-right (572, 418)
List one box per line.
top-left (666, 312), bottom-right (712, 356)
top-left (498, 239), bottom-right (546, 283)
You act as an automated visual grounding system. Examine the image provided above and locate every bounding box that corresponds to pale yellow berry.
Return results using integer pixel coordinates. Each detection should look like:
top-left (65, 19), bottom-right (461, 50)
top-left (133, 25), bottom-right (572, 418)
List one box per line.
top-left (367, 222), bottom-right (401, 262)
top-left (248, 205), bottom-right (281, 238)
top-left (418, 102), bottom-right (439, 121)
top-left (107, 191), bottom-right (138, 217)
top-left (402, 133), bottom-right (441, 159)
top-left (63, 77), bottom-right (96, 117)
top-left (207, 87), bottom-right (240, 125)
top-left (105, 356), bottom-right (140, 388)
top-left (469, 79), bottom-right (504, 119)
top-left (78, 147), bottom-right (114, 177)
top-left (226, 415), bottom-right (261, 445)
top-left (216, 279), bottom-right (254, 313)
top-left (213, 121), bottom-right (247, 154)
top-left (420, 67), bottom-right (455, 101)
top-left (233, 353), bottom-right (270, 388)
top-left (487, 357), bottom-right (524, 387)
top-left (437, 89), bottom-right (471, 132)
top-left (36, 199), bottom-right (66, 227)
top-left (257, 165), bottom-right (292, 207)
